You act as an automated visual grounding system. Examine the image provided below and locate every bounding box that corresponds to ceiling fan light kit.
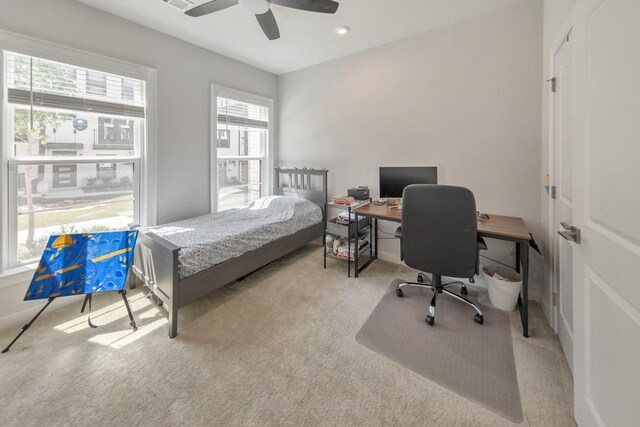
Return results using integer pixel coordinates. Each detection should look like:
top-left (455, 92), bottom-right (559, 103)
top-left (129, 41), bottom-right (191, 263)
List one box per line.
top-left (185, 0), bottom-right (340, 40)
top-left (238, 0), bottom-right (270, 15)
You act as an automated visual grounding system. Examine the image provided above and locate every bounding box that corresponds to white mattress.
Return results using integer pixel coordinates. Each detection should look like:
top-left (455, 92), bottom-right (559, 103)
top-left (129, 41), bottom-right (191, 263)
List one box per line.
top-left (146, 196), bottom-right (322, 279)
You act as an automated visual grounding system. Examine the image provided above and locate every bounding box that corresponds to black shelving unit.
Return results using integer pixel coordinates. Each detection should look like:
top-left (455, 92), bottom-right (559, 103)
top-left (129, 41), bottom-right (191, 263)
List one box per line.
top-left (323, 199), bottom-right (374, 277)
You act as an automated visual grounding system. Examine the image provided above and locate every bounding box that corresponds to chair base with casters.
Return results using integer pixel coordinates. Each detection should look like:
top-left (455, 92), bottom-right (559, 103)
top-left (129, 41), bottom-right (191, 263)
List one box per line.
top-left (396, 273), bottom-right (484, 326)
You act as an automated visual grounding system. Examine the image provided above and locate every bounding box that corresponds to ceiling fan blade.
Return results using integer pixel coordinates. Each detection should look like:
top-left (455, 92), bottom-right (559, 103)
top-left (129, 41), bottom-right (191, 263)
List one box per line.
top-left (271, 0), bottom-right (339, 14)
top-left (185, 0), bottom-right (239, 17)
top-left (256, 9), bottom-right (280, 40)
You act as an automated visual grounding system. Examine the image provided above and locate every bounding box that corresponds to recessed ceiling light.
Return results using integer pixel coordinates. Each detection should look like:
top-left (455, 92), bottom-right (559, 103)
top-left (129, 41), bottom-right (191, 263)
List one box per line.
top-left (335, 26), bottom-right (351, 36)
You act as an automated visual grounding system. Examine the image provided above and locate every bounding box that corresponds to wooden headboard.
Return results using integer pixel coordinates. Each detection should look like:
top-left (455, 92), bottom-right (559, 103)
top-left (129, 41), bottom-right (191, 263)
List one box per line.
top-left (274, 167), bottom-right (328, 217)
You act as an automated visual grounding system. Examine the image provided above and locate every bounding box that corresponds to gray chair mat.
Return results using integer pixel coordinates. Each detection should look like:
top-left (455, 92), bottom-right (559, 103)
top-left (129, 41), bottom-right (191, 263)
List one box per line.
top-left (356, 279), bottom-right (523, 423)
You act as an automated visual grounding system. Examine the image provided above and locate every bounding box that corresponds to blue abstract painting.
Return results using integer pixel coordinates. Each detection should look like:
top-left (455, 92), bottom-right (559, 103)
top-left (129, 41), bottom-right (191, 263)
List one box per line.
top-left (24, 230), bottom-right (138, 301)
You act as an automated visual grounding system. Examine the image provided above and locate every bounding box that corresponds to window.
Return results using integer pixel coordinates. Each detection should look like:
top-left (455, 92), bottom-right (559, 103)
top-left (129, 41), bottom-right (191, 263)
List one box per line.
top-left (217, 129), bottom-right (230, 149)
top-left (86, 70), bottom-right (107, 96)
top-left (214, 89), bottom-right (271, 211)
top-left (51, 150), bottom-right (78, 188)
top-left (121, 78), bottom-right (135, 101)
top-left (2, 50), bottom-right (147, 267)
top-left (96, 163), bottom-right (117, 179)
top-left (97, 118), bottom-right (134, 147)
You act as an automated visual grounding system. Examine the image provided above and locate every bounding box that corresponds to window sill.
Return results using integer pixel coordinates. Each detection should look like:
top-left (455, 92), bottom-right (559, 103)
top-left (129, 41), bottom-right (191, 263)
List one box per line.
top-left (93, 144), bottom-right (134, 150)
top-left (0, 264), bottom-right (37, 290)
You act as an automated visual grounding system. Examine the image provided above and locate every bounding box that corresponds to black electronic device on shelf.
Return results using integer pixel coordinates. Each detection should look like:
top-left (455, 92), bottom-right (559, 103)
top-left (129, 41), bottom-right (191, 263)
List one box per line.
top-left (348, 186), bottom-right (370, 201)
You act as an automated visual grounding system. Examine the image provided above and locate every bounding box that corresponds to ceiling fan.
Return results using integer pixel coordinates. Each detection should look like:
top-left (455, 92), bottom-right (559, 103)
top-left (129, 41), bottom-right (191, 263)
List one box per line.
top-left (185, 0), bottom-right (340, 40)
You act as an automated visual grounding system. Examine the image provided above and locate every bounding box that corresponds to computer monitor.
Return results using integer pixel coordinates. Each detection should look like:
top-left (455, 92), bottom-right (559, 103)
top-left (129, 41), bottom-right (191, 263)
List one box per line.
top-left (379, 166), bottom-right (438, 198)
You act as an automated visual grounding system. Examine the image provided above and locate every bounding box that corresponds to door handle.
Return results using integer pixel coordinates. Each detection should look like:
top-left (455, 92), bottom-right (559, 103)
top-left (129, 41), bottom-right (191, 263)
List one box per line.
top-left (558, 223), bottom-right (581, 244)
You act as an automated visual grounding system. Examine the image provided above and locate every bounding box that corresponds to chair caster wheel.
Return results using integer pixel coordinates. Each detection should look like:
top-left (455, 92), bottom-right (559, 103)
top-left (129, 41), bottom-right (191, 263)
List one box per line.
top-left (425, 315), bottom-right (435, 326)
top-left (474, 314), bottom-right (484, 325)
top-left (461, 287), bottom-right (468, 296)
top-left (396, 288), bottom-right (404, 297)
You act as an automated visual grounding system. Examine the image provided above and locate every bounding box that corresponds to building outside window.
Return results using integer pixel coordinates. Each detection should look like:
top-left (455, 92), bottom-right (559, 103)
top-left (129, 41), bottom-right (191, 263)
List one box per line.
top-left (214, 89), bottom-right (271, 211)
top-left (2, 51), bottom-right (146, 266)
top-left (217, 129), bottom-right (230, 149)
top-left (121, 78), bottom-right (135, 101)
top-left (96, 163), bottom-right (117, 179)
top-left (97, 118), bottom-right (134, 147)
top-left (86, 70), bottom-right (107, 96)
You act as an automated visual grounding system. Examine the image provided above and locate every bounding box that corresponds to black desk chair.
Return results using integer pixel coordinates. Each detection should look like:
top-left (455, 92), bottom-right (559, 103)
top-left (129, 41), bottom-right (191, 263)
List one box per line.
top-left (395, 184), bottom-right (485, 326)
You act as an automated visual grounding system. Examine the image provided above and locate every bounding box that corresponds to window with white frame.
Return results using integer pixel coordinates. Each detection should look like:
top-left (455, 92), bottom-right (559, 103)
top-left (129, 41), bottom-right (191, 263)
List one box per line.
top-left (2, 51), bottom-right (147, 267)
top-left (214, 89), bottom-right (271, 211)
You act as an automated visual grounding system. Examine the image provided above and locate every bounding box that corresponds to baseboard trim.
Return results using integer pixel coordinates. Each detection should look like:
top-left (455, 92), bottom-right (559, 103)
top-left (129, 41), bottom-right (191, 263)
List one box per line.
top-left (0, 305), bottom-right (46, 332)
top-left (0, 296), bottom-right (80, 332)
top-left (539, 290), bottom-right (553, 327)
top-left (377, 250), bottom-right (402, 265)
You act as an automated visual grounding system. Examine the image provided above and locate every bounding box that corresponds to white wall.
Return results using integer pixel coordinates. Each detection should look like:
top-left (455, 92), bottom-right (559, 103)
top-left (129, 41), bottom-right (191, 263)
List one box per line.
top-left (0, 0), bottom-right (277, 330)
top-left (538, 0), bottom-right (578, 323)
top-left (278, 0), bottom-right (544, 295)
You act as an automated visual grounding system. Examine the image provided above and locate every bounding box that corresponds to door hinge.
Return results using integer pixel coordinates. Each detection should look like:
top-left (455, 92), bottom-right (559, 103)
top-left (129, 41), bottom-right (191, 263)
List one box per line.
top-left (552, 292), bottom-right (558, 307)
top-left (547, 77), bottom-right (557, 93)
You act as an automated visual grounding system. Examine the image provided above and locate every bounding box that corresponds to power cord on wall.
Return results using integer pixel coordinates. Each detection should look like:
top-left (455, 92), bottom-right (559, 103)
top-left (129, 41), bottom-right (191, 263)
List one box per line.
top-left (479, 254), bottom-right (514, 269)
top-left (377, 223), bottom-right (399, 240)
top-left (480, 244), bottom-right (517, 268)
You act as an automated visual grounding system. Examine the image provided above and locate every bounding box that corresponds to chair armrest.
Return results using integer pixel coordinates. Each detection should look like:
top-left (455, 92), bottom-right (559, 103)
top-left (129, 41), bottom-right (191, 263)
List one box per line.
top-left (395, 226), bottom-right (403, 239)
top-left (477, 236), bottom-right (488, 251)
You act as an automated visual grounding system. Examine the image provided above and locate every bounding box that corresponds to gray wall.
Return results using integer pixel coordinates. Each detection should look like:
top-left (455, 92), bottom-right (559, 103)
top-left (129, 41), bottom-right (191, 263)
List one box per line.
top-left (0, 0), bottom-right (277, 330)
top-left (278, 0), bottom-right (543, 292)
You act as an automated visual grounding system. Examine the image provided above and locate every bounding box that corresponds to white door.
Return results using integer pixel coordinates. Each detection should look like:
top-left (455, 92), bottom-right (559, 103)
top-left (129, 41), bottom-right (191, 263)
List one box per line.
top-left (552, 32), bottom-right (575, 374)
top-left (571, 0), bottom-right (640, 425)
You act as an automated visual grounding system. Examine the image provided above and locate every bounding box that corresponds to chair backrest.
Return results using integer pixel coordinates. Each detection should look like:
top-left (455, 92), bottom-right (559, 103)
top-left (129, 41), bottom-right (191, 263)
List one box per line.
top-left (401, 184), bottom-right (477, 278)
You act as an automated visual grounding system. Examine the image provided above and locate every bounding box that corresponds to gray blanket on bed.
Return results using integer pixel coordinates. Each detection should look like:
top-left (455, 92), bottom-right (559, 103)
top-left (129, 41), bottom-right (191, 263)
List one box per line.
top-left (147, 196), bottom-right (322, 279)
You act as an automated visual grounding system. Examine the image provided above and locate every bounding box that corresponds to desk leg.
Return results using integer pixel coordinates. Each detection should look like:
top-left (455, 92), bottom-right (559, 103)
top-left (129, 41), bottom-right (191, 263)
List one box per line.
top-left (518, 241), bottom-right (530, 338)
top-left (369, 217), bottom-right (373, 261)
top-left (347, 215), bottom-right (351, 278)
top-left (374, 218), bottom-right (378, 258)
top-left (354, 212), bottom-right (360, 278)
top-left (354, 216), bottom-right (378, 277)
top-left (323, 230), bottom-right (327, 269)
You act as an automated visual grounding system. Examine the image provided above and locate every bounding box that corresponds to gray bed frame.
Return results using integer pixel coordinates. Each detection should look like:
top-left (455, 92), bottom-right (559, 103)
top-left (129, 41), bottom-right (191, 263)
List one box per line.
top-left (131, 167), bottom-right (328, 338)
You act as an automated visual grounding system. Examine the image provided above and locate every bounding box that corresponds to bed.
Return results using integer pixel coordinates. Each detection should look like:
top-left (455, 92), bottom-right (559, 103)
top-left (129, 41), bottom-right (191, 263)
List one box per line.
top-left (131, 167), bottom-right (328, 338)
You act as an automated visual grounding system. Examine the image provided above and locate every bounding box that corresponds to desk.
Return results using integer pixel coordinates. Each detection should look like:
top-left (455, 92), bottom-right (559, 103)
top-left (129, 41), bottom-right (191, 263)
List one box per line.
top-left (353, 204), bottom-right (533, 337)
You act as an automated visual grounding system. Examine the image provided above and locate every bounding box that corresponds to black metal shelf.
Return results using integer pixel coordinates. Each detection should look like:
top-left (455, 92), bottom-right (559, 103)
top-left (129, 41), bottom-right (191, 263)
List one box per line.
top-left (323, 199), bottom-right (375, 278)
top-left (325, 242), bottom-right (371, 261)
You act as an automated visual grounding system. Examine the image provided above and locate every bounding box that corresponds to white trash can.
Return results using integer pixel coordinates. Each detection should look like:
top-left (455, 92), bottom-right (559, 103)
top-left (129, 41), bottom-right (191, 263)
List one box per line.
top-left (482, 266), bottom-right (522, 312)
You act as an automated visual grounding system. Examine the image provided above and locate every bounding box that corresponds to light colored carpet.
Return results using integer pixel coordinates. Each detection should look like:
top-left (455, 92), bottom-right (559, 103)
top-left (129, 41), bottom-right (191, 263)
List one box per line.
top-left (0, 244), bottom-right (573, 426)
top-left (357, 279), bottom-right (522, 422)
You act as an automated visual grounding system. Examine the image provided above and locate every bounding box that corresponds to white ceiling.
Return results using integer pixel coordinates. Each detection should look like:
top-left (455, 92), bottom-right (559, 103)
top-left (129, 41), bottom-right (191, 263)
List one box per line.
top-left (76, 0), bottom-right (529, 75)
